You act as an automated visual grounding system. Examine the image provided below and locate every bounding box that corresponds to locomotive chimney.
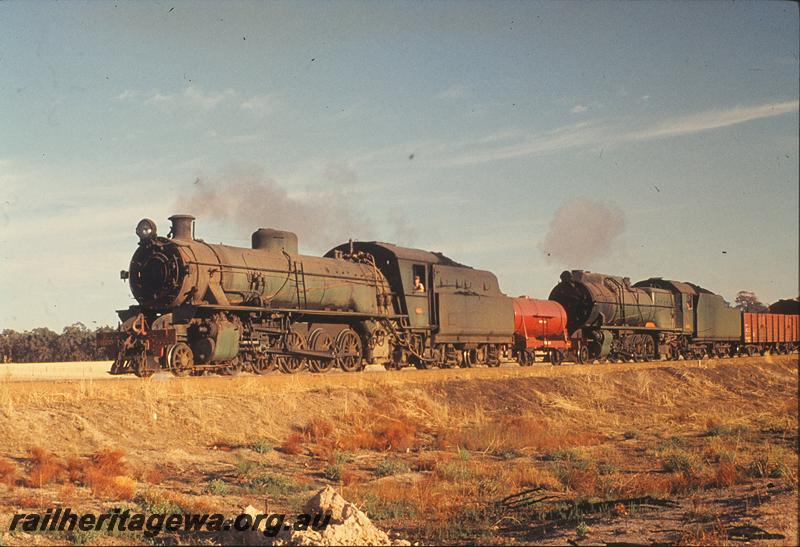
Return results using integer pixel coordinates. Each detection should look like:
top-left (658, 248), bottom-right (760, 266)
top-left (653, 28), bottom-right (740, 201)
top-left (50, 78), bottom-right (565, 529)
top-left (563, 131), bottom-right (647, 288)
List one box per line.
top-left (169, 214), bottom-right (195, 240)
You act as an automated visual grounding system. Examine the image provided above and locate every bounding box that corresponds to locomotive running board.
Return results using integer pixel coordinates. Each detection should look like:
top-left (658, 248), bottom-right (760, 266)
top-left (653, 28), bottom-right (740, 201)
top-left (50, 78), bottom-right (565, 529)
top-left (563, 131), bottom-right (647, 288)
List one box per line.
top-left (189, 303), bottom-right (407, 321)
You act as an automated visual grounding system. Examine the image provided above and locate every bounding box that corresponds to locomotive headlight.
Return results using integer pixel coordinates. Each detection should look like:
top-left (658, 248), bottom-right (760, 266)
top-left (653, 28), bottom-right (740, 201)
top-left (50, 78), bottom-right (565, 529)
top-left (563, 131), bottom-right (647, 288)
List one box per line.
top-left (135, 218), bottom-right (157, 241)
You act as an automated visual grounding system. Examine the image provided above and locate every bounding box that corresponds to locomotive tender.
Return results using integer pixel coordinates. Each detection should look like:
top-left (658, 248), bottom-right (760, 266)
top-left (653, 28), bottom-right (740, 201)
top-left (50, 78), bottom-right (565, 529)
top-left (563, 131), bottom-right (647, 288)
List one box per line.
top-left (99, 215), bottom-right (797, 376)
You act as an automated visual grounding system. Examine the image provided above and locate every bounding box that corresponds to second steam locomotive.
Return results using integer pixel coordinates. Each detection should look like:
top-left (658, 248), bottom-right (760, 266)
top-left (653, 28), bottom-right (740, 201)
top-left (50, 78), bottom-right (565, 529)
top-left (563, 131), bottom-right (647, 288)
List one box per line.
top-left (99, 215), bottom-right (798, 376)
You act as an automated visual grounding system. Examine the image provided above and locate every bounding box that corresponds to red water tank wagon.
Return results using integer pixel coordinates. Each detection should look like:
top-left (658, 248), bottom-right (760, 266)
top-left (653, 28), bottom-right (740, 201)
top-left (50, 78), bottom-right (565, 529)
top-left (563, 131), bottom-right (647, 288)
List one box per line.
top-left (512, 297), bottom-right (571, 351)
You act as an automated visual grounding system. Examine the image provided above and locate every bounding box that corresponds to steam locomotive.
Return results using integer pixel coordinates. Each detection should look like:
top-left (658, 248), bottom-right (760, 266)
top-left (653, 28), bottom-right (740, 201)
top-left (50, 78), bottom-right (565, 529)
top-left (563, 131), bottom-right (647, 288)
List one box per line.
top-left (98, 215), bottom-right (798, 376)
top-left (549, 270), bottom-right (798, 362)
top-left (99, 215), bottom-right (516, 376)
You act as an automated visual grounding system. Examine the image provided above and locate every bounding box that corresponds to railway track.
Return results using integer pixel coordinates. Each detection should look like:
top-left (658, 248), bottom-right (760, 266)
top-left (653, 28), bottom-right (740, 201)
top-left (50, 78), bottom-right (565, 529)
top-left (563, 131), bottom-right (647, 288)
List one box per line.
top-left (2, 353), bottom-right (795, 384)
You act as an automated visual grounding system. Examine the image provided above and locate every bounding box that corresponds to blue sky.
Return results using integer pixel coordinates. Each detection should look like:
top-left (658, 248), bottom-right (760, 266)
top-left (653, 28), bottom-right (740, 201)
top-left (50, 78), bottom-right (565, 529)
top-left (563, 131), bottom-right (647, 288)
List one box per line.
top-left (1, 1), bottom-right (798, 330)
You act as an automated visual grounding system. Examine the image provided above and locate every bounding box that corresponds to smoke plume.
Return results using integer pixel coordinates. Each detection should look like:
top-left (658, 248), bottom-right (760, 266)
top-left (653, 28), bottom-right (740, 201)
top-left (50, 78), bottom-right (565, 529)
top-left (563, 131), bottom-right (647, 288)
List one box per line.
top-left (181, 166), bottom-right (363, 251)
top-left (539, 197), bottom-right (625, 267)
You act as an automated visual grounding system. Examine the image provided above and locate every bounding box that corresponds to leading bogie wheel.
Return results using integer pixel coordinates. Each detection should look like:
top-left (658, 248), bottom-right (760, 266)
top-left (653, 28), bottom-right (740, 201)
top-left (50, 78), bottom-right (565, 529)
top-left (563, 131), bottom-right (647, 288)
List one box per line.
top-left (336, 329), bottom-right (363, 372)
top-left (133, 357), bottom-right (155, 378)
top-left (167, 343), bottom-right (194, 377)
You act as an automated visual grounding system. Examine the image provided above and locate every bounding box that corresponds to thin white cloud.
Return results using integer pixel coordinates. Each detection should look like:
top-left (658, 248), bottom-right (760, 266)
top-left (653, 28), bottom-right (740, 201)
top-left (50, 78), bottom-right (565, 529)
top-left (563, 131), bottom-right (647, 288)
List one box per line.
top-left (439, 99), bottom-right (798, 167)
top-left (115, 89), bottom-right (138, 101)
top-left (626, 100), bottom-right (798, 141)
top-left (440, 122), bottom-right (606, 167)
top-left (184, 86), bottom-right (236, 110)
top-left (570, 104), bottom-right (588, 114)
top-left (436, 84), bottom-right (468, 100)
top-left (142, 86), bottom-right (237, 111)
top-left (144, 91), bottom-right (174, 106)
top-left (240, 94), bottom-right (274, 117)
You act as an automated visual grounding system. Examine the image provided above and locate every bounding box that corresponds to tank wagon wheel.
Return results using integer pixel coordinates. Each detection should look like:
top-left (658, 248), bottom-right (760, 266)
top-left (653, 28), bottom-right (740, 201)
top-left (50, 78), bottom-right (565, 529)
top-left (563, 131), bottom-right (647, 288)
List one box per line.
top-left (166, 343), bottom-right (194, 377)
top-left (308, 328), bottom-right (335, 373)
top-left (576, 346), bottom-right (589, 365)
top-left (549, 349), bottom-right (563, 366)
top-left (277, 328), bottom-right (307, 374)
top-left (335, 329), bottom-right (363, 372)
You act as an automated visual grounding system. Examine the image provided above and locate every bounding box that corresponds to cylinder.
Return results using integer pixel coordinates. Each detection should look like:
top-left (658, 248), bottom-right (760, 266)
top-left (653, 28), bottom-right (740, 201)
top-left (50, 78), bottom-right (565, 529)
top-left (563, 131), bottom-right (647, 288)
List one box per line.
top-left (169, 215), bottom-right (195, 240)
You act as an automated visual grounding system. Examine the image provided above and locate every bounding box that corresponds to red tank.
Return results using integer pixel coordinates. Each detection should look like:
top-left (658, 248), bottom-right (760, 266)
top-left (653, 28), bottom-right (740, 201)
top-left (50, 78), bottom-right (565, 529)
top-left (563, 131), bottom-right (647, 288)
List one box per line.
top-left (513, 297), bottom-right (570, 350)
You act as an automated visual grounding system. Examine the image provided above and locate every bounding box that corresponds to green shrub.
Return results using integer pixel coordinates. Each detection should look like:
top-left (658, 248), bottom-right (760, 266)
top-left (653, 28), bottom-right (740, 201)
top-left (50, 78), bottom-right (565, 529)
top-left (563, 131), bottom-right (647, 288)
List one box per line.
top-left (330, 450), bottom-right (353, 465)
top-left (704, 424), bottom-right (748, 437)
top-left (547, 448), bottom-right (583, 462)
top-left (656, 436), bottom-right (687, 451)
top-left (251, 440), bottom-right (273, 454)
top-left (245, 472), bottom-right (300, 497)
top-left (662, 450), bottom-right (700, 474)
top-left (361, 492), bottom-right (419, 520)
top-left (436, 460), bottom-right (473, 482)
top-left (375, 458), bottom-right (410, 477)
top-left (496, 448), bottom-right (520, 460)
top-left (324, 464), bottom-right (343, 482)
top-left (205, 478), bottom-right (230, 495)
top-left (235, 456), bottom-right (257, 476)
top-left (597, 461), bottom-right (618, 475)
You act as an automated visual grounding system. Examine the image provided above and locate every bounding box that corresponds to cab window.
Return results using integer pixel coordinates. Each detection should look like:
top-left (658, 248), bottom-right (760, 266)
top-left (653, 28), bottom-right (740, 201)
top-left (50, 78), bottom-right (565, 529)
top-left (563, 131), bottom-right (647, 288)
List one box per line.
top-left (412, 265), bottom-right (426, 293)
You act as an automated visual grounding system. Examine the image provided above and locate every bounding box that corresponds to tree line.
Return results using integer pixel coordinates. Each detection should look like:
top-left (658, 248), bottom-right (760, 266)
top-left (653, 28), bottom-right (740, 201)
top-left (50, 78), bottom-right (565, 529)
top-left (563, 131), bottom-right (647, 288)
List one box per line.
top-left (0, 323), bottom-right (114, 363)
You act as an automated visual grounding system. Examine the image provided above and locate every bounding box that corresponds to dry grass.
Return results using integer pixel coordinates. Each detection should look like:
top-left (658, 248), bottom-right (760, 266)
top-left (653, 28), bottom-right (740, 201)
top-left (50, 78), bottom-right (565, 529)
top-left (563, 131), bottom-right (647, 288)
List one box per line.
top-left (339, 418), bottom-right (417, 452)
top-left (0, 457), bottom-right (17, 487)
top-left (26, 446), bottom-right (64, 487)
top-left (280, 432), bottom-right (304, 455)
top-left (446, 415), bottom-right (602, 454)
top-left (17, 447), bottom-right (140, 501)
top-left (81, 448), bottom-right (136, 500)
top-left (0, 355), bottom-right (796, 545)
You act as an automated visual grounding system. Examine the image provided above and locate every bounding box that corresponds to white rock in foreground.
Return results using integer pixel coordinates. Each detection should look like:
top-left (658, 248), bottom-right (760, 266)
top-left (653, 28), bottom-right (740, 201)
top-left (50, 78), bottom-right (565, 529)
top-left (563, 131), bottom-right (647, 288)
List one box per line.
top-left (244, 485), bottom-right (410, 546)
